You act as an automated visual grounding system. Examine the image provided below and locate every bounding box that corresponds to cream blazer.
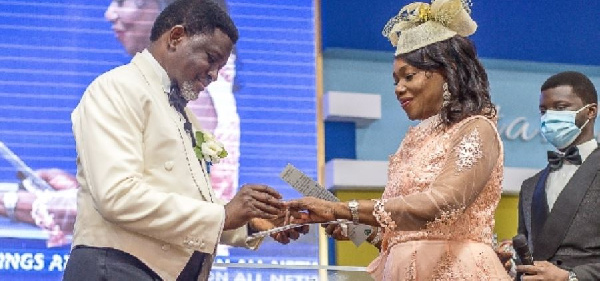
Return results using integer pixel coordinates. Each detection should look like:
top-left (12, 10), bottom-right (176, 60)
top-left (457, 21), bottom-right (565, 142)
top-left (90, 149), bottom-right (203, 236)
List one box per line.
top-left (71, 53), bottom-right (259, 281)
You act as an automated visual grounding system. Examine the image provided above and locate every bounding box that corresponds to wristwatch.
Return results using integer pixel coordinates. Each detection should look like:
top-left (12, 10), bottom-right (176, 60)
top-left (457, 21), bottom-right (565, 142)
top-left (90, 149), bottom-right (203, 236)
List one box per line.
top-left (568, 271), bottom-right (578, 281)
top-left (348, 200), bottom-right (359, 224)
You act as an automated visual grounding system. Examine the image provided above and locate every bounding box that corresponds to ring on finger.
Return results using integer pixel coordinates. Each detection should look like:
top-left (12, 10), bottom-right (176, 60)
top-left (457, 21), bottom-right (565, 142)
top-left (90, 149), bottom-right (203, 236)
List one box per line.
top-left (340, 223), bottom-right (348, 237)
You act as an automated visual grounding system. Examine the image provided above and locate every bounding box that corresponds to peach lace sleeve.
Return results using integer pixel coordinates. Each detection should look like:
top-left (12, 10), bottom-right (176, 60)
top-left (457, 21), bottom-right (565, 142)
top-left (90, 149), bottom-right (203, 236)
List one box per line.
top-left (373, 117), bottom-right (500, 231)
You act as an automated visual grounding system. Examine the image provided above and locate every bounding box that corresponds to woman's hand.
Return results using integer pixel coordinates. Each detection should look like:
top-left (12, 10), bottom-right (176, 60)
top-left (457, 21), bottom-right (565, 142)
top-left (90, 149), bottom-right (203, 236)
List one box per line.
top-left (494, 240), bottom-right (514, 274)
top-left (287, 197), bottom-right (340, 224)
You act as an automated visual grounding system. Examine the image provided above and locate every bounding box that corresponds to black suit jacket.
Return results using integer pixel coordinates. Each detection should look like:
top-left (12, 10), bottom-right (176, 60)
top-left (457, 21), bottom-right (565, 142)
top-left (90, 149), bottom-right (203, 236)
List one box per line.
top-left (518, 147), bottom-right (600, 281)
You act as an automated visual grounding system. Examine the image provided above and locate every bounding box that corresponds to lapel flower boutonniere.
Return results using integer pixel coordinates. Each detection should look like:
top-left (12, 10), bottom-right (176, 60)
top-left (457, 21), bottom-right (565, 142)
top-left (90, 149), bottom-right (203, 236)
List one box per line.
top-left (194, 131), bottom-right (228, 165)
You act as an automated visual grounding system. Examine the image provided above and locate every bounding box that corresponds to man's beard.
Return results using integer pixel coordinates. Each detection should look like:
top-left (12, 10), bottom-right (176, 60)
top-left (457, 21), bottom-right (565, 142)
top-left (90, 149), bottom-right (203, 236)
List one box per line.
top-left (180, 80), bottom-right (200, 101)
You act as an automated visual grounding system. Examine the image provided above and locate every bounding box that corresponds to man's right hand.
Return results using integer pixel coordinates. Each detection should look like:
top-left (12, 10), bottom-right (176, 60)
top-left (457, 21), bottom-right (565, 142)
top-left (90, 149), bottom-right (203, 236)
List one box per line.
top-left (223, 184), bottom-right (284, 230)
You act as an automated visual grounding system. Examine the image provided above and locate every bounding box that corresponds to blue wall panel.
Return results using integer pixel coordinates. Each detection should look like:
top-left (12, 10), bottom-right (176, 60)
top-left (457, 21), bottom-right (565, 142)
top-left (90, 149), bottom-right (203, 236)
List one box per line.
top-left (323, 0), bottom-right (600, 66)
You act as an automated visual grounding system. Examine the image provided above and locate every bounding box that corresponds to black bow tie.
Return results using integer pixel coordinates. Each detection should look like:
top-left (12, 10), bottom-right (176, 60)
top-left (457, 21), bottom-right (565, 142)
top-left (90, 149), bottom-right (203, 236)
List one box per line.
top-left (168, 85), bottom-right (196, 147)
top-left (547, 146), bottom-right (582, 170)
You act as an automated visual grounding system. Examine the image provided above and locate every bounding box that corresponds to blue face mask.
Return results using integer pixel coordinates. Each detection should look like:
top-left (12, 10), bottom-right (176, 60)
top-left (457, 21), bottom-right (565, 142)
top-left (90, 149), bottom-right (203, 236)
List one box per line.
top-left (540, 105), bottom-right (591, 149)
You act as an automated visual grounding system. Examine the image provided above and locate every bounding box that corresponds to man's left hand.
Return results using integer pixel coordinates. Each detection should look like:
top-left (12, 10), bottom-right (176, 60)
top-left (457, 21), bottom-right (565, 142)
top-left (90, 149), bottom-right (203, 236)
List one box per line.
top-left (517, 261), bottom-right (569, 280)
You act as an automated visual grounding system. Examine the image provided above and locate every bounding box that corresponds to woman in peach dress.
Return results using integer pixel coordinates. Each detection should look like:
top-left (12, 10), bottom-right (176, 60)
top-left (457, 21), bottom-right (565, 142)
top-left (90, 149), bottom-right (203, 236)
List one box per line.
top-left (288, 0), bottom-right (511, 280)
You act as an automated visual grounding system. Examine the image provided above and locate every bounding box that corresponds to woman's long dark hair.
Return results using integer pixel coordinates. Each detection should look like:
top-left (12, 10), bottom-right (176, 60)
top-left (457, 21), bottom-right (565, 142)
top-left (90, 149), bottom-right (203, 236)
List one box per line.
top-left (399, 35), bottom-right (495, 127)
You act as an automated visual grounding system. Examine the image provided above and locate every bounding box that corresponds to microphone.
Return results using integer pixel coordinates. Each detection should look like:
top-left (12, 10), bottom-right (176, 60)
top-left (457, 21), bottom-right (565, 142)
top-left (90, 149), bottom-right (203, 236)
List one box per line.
top-left (512, 234), bottom-right (534, 265)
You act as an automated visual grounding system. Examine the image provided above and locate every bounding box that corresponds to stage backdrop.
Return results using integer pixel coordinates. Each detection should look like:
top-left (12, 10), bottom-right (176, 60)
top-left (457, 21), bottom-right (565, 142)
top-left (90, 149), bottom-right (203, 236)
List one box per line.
top-left (0, 1), bottom-right (318, 280)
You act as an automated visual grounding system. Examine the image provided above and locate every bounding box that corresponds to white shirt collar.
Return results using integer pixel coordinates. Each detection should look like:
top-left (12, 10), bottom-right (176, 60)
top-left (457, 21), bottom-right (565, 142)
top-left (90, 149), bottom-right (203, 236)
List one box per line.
top-left (141, 49), bottom-right (171, 93)
top-left (575, 139), bottom-right (598, 163)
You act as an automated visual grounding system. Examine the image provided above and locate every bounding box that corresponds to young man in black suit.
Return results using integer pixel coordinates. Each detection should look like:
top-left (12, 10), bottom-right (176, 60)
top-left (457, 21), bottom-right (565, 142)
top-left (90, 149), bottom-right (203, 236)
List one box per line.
top-left (516, 71), bottom-right (600, 281)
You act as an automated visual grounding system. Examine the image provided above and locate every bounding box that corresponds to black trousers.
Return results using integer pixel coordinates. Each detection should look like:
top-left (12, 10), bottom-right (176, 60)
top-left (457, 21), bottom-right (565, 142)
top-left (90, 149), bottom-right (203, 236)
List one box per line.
top-left (63, 246), bottom-right (205, 281)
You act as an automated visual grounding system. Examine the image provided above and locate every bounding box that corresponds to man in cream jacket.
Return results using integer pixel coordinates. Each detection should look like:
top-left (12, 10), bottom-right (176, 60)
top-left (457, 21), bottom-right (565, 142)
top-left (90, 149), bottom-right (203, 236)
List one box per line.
top-left (63, 1), bottom-right (294, 280)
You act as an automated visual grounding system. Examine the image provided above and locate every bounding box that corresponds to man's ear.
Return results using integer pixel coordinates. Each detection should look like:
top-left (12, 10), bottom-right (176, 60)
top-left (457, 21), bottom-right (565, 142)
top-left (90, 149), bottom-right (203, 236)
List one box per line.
top-left (587, 103), bottom-right (598, 120)
top-left (167, 25), bottom-right (186, 49)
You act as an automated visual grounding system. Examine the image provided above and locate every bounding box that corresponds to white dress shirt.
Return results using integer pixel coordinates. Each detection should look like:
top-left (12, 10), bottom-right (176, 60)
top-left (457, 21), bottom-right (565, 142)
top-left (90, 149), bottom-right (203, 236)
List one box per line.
top-left (546, 139), bottom-right (598, 210)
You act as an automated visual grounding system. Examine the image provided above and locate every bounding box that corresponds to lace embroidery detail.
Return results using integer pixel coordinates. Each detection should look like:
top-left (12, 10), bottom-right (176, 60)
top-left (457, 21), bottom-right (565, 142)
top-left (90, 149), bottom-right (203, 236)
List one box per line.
top-left (404, 251), bottom-right (417, 280)
top-left (425, 205), bottom-right (465, 231)
top-left (474, 251), bottom-right (495, 279)
top-left (454, 128), bottom-right (482, 172)
top-left (383, 114), bottom-right (447, 200)
top-left (373, 199), bottom-right (397, 231)
top-left (430, 250), bottom-right (499, 280)
top-left (432, 250), bottom-right (465, 279)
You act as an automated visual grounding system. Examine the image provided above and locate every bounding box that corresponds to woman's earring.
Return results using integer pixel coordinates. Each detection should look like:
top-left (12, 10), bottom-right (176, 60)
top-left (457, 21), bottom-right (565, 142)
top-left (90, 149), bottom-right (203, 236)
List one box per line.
top-left (442, 82), bottom-right (451, 107)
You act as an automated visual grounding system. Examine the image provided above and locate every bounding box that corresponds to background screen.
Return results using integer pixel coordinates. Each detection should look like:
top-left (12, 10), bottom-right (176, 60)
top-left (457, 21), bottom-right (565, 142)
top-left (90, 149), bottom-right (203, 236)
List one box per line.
top-left (0, 1), bottom-right (319, 280)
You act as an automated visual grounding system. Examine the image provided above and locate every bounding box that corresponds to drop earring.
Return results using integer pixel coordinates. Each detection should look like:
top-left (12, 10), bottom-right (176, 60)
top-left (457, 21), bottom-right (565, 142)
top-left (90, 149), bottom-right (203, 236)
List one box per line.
top-left (442, 82), bottom-right (451, 107)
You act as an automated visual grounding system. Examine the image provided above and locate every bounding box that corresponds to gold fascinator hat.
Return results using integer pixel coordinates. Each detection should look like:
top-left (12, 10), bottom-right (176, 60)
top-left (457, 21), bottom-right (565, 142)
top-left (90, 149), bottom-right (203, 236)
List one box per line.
top-left (382, 0), bottom-right (477, 55)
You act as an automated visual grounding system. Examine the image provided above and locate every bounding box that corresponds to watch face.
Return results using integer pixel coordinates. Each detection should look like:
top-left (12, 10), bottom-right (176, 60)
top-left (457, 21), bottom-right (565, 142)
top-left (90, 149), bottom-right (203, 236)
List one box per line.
top-left (348, 200), bottom-right (359, 223)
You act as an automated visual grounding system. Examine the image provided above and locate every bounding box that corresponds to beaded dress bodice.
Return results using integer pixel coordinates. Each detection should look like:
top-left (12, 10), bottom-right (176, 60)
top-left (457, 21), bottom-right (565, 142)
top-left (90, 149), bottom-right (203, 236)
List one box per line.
top-left (376, 115), bottom-right (504, 251)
